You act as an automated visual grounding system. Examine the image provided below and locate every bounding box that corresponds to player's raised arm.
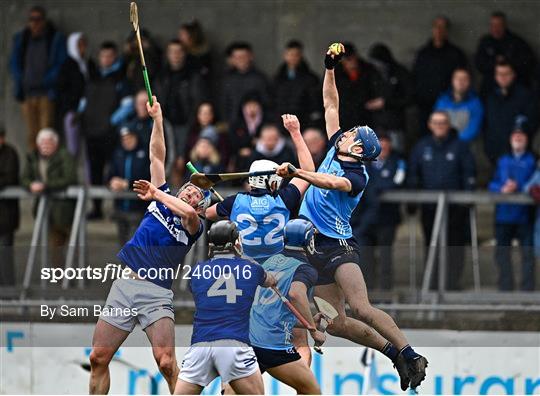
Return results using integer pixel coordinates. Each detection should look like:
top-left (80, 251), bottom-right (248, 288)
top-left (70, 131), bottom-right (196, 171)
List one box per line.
top-left (323, 43), bottom-right (345, 139)
top-left (133, 179), bottom-right (200, 235)
top-left (146, 96), bottom-right (166, 187)
top-left (281, 114), bottom-right (314, 194)
top-left (276, 163), bottom-right (356, 193)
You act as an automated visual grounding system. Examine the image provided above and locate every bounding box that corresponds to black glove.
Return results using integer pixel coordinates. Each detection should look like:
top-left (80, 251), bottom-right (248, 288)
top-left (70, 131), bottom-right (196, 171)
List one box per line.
top-left (324, 43), bottom-right (345, 70)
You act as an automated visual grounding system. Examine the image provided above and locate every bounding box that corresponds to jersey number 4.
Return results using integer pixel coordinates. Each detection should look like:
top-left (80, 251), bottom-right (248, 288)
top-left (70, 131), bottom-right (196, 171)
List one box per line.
top-left (237, 213), bottom-right (285, 246)
top-left (207, 276), bottom-right (243, 303)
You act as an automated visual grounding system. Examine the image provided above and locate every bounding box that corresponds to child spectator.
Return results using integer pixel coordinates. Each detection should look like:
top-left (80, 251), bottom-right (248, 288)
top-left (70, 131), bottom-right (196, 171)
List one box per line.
top-left (488, 128), bottom-right (535, 291)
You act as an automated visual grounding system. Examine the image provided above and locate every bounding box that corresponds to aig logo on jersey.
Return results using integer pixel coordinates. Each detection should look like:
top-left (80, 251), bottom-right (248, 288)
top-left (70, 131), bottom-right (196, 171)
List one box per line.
top-left (251, 197), bottom-right (270, 212)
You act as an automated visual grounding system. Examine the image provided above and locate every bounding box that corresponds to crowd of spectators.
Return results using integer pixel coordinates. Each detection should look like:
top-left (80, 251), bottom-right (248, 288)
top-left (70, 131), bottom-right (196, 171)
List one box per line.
top-left (3, 5), bottom-right (540, 291)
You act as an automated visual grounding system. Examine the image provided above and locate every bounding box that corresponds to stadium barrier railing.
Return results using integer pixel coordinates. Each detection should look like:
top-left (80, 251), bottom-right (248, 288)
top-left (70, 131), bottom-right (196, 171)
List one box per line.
top-left (0, 186), bottom-right (538, 313)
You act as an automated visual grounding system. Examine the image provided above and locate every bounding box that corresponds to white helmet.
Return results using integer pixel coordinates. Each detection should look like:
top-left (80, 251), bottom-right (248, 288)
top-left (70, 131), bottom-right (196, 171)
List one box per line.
top-left (248, 160), bottom-right (283, 191)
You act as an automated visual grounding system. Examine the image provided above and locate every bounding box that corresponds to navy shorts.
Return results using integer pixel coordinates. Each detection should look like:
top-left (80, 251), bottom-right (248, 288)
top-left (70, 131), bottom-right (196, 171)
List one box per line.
top-left (252, 346), bottom-right (301, 372)
top-left (306, 234), bottom-right (361, 285)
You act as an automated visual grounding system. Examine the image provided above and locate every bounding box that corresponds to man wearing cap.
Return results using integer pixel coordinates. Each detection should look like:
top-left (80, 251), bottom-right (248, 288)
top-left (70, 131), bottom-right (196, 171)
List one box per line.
top-left (489, 127), bottom-right (536, 291)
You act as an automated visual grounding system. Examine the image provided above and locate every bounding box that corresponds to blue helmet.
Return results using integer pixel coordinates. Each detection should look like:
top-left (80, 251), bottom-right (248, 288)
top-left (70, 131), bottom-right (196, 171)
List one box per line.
top-left (284, 219), bottom-right (316, 254)
top-left (335, 125), bottom-right (381, 161)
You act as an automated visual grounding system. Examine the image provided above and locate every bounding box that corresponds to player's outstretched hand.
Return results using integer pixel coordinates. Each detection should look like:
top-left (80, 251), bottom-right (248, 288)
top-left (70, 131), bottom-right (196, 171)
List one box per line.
top-left (133, 179), bottom-right (158, 201)
top-left (276, 162), bottom-right (299, 178)
top-left (310, 329), bottom-right (326, 347)
top-left (325, 42), bottom-right (345, 70)
top-left (146, 96), bottom-right (162, 121)
top-left (281, 114), bottom-right (301, 136)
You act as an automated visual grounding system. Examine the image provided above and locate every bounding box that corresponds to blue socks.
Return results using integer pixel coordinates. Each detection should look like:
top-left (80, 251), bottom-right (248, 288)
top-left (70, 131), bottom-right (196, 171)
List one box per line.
top-left (381, 343), bottom-right (421, 362)
top-left (400, 344), bottom-right (420, 361)
top-left (381, 341), bottom-right (399, 361)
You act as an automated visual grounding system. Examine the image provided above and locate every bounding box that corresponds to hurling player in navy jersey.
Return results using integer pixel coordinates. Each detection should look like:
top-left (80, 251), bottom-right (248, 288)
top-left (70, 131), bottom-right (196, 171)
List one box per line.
top-left (276, 44), bottom-right (428, 391)
top-left (89, 97), bottom-right (211, 395)
top-left (205, 114), bottom-right (316, 366)
top-left (175, 221), bottom-right (277, 395)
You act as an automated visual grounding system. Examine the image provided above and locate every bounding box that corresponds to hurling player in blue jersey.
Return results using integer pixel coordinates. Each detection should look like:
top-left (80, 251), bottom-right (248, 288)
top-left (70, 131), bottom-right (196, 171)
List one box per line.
top-left (89, 97), bottom-right (211, 395)
top-left (250, 219), bottom-right (325, 394)
top-left (205, 114), bottom-right (316, 366)
top-left (205, 114), bottom-right (314, 264)
top-left (276, 44), bottom-right (428, 391)
top-left (175, 221), bottom-right (276, 395)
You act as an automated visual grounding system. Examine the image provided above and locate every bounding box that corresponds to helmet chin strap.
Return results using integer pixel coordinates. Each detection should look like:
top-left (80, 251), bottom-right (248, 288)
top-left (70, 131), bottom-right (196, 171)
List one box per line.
top-left (336, 150), bottom-right (377, 162)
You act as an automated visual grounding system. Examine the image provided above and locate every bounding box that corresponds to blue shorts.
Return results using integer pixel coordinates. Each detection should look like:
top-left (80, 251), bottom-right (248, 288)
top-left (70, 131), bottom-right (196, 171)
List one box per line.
top-left (306, 234), bottom-right (361, 285)
top-left (252, 346), bottom-right (301, 372)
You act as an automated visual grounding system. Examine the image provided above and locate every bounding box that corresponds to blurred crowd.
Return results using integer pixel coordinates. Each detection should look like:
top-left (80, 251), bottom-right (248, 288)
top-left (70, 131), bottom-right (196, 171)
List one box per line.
top-left (1, 5), bottom-right (540, 291)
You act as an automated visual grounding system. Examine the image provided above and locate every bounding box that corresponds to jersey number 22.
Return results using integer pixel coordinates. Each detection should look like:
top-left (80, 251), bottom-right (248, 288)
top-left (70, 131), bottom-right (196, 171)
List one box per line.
top-left (237, 213), bottom-right (285, 246)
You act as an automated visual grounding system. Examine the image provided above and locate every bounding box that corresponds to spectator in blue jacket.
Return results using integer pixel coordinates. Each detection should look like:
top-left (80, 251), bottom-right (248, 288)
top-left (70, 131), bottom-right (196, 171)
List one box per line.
top-left (108, 126), bottom-right (150, 245)
top-left (9, 5), bottom-right (66, 151)
top-left (351, 133), bottom-right (406, 289)
top-left (434, 68), bottom-right (483, 143)
top-left (488, 128), bottom-right (535, 291)
top-left (408, 110), bottom-right (476, 290)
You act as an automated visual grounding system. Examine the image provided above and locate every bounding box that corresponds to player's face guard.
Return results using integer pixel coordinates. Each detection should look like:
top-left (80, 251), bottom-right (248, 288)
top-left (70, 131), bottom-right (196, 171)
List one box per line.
top-left (248, 159), bottom-right (283, 192)
top-left (337, 128), bottom-right (365, 161)
top-left (336, 126), bottom-right (380, 161)
top-left (208, 237), bottom-right (242, 257)
top-left (177, 183), bottom-right (211, 213)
